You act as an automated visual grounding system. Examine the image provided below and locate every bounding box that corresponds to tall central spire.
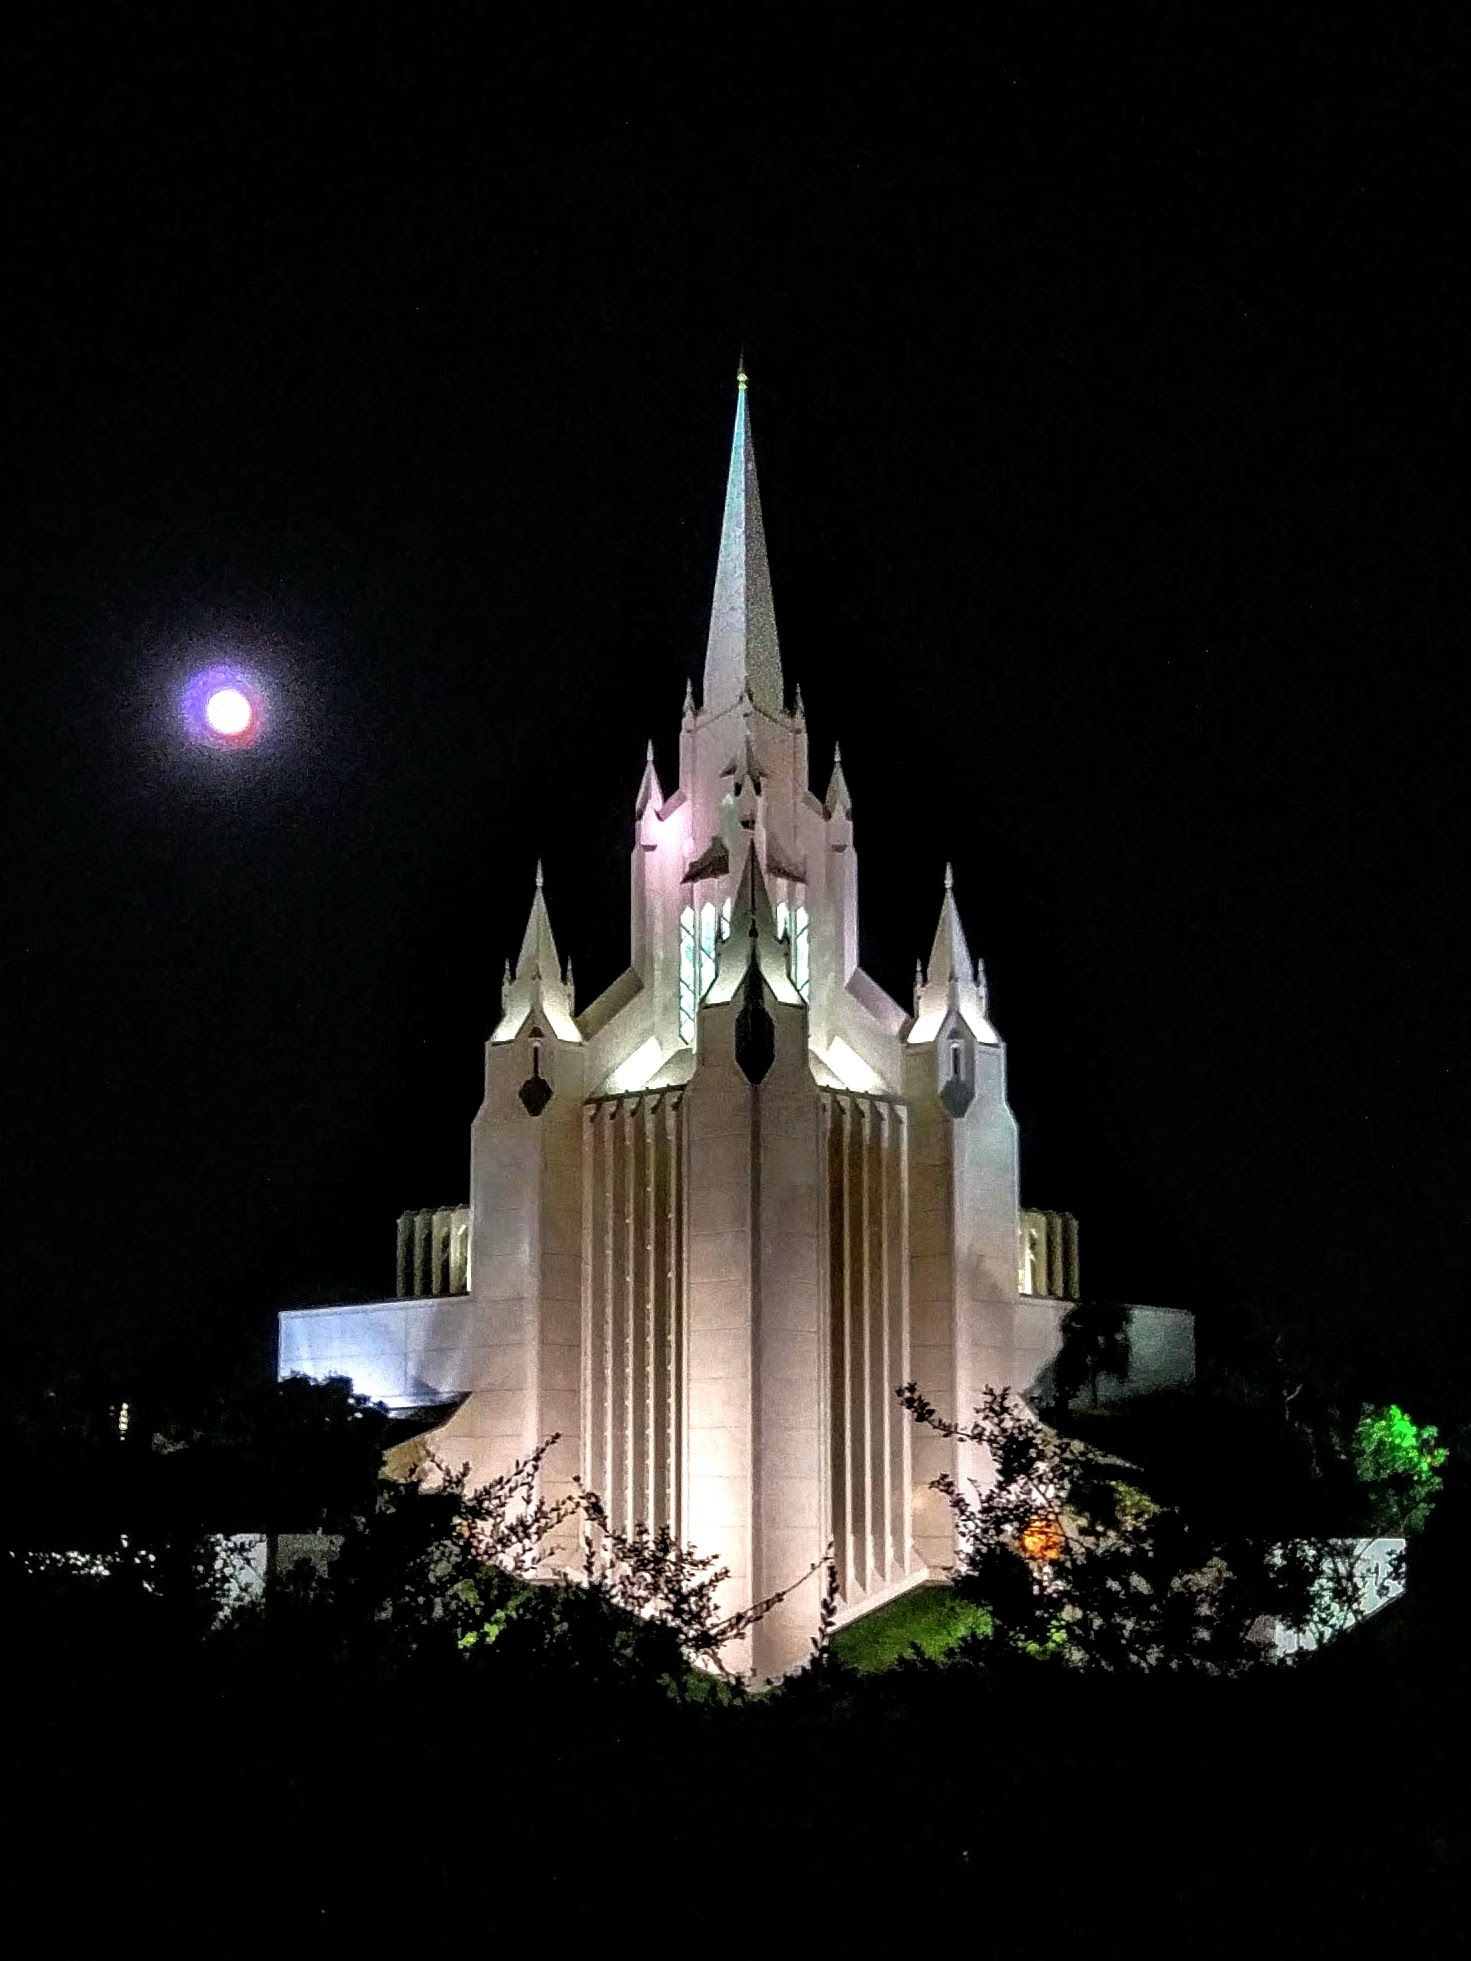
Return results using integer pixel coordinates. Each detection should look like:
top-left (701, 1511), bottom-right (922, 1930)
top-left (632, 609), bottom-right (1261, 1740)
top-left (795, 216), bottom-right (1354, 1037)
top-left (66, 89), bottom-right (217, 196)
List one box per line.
top-left (702, 366), bottom-right (784, 717)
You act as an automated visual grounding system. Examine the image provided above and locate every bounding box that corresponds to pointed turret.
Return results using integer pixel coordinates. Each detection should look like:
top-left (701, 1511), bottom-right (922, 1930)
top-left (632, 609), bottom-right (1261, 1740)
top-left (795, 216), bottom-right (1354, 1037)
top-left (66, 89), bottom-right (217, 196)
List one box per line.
top-left (513, 859), bottom-right (560, 980)
top-left (926, 863), bottom-right (974, 990)
top-left (634, 739), bottom-right (664, 819)
top-left (824, 741), bottom-right (853, 819)
top-left (702, 368), bottom-right (784, 718)
top-left (492, 862), bottom-right (580, 1043)
top-left (910, 862), bottom-right (998, 1046)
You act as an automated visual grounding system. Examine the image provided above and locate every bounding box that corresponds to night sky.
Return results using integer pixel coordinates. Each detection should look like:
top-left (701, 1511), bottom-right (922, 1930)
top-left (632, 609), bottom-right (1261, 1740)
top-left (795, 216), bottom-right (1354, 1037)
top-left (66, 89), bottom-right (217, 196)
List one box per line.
top-left (4, 11), bottom-right (1465, 1409)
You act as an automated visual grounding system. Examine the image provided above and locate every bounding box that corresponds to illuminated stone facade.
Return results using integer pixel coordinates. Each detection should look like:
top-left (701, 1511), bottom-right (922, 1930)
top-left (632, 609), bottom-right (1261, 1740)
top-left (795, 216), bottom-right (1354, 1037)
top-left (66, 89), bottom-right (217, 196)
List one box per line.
top-left (279, 376), bottom-right (1192, 1675)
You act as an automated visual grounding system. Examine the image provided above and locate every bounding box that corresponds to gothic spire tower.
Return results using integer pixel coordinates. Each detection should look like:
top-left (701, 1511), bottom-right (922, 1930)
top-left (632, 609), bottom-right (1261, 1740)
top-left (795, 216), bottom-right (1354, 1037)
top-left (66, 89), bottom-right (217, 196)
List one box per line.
top-left (274, 370), bottom-right (1182, 1680)
top-left (702, 362), bottom-right (783, 717)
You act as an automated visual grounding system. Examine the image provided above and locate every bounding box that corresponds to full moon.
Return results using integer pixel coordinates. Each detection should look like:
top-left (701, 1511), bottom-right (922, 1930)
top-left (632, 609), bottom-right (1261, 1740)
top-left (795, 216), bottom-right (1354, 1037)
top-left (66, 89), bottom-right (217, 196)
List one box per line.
top-left (181, 662), bottom-right (268, 747)
top-left (205, 687), bottom-right (253, 736)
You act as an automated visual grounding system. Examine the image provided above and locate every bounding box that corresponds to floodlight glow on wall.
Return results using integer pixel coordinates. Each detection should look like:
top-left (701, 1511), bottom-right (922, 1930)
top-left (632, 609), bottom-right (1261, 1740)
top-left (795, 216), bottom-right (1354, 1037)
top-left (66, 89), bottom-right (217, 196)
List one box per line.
top-left (606, 1035), bottom-right (664, 1095)
top-left (822, 1037), bottom-right (886, 1094)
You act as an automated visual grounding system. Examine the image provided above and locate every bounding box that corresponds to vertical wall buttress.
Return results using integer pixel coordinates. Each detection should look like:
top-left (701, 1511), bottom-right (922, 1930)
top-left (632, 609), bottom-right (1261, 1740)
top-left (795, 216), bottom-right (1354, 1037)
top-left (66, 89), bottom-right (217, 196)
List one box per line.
top-left (583, 1091), bottom-right (685, 1536)
top-left (822, 1092), bottom-right (913, 1607)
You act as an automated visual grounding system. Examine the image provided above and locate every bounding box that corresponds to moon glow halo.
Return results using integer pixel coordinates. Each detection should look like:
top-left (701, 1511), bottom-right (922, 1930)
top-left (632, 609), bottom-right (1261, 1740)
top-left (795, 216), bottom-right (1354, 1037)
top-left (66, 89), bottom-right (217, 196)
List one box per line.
top-left (182, 665), bottom-right (267, 749)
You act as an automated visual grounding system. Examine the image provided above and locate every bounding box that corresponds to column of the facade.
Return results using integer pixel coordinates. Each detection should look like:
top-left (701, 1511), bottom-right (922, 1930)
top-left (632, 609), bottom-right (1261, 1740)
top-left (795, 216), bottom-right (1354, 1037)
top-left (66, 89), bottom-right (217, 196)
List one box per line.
top-left (660, 1093), bottom-right (683, 1535)
top-left (602, 1105), bottom-right (619, 1503)
top-left (641, 1096), bottom-right (659, 1526)
top-left (1047, 1210), bottom-right (1065, 1301)
top-left (901, 1070), bottom-right (959, 1575)
top-left (620, 1098), bottom-right (639, 1528)
top-left (681, 1028), bottom-right (755, 1665)
top-left (890, 1105), bottom-right (914, 1579)
top-left (831, 1095), bottom-right (855, 1596)
top-left (580, 1106), bottom-right (601, 1497)
top-left (748, 1005), bottom-right (826, 1679)
top-left (868, 1101), bottom-right (892, 1591)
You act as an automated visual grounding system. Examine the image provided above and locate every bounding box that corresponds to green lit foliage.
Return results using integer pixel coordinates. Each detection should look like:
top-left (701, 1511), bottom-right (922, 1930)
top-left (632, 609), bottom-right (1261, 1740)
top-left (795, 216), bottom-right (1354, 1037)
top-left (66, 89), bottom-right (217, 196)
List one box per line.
top-left (827, 1584), bottom-right (991, 1673)
top-left (899, 1382), bottom-right (1362, 1672)
top-left (1353, 1403), bottom-right (1447, 1532)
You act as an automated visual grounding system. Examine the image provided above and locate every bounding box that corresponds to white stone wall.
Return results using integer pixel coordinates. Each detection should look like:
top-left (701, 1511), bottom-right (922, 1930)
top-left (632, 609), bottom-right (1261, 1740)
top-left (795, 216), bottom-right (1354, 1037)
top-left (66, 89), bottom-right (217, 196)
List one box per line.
top-left (278, 1295), bottom-right (483, 1410)
top-left (820, 1092), bottom-right (915, 1618)
top-left (582, 1091), bottom-right (685, 1535)
top-left (1267, 1538), bottom-right (1406, 1656)
top-left (1086, 1304), bottom-right (1196, 1405)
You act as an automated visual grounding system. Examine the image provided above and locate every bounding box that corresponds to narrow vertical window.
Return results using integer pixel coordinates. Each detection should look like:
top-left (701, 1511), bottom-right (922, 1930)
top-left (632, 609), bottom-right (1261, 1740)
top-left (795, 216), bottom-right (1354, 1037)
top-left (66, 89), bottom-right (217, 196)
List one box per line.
top-left (678, 906), bottom-right (696, 1046)
top-left (793, 905), bottom-right (811, 1002)
top-left (720, 896), bottom-right (733, 940)
top-left (775, 899), bottom-right (789, 944)
top-left (698, 902), bottom-right (718, 999)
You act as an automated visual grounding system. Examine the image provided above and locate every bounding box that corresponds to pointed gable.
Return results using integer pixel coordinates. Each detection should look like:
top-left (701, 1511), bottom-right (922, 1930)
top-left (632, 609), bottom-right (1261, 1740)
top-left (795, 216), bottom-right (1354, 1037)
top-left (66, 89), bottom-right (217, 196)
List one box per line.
top-left (705, 842), bottom-right (803, 1007)
top-left (925, 862), bottom-right (973, 989)
top-left (910, 863), bottom-right (998, 1046)
top-left (514, 860), bottom-right (561, 983)
top-left (492, 862), bottom-right (580, 1043)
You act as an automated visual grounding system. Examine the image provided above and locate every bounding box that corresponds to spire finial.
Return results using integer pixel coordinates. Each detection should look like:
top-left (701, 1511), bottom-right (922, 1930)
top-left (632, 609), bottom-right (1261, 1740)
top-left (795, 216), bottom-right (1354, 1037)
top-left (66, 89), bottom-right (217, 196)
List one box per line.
top-left (634, 736), bottom-right (664, 819)
top-left (703, 364), bottom-right (782, 716)
top-left (736, 349), bottom-right (747, 391)
top-left (824, 741), bottom-right (852, 820)
top-left (913, 860), bottom-right (989, 1037)
top-left (492, 857), bottom-right (577, 1044)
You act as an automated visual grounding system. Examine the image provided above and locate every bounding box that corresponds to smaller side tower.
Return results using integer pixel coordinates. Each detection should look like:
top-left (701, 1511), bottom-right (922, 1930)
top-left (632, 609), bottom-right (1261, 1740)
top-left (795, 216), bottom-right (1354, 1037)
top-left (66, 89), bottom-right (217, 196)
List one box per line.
top-left (901, 867), bottom-right (1054, 1570)
top-left (433, 867), bottom-right (589, 1542)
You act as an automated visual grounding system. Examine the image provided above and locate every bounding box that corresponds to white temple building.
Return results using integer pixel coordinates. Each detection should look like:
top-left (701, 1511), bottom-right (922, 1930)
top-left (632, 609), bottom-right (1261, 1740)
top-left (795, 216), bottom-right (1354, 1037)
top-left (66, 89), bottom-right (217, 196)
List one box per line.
top-left (279, 372), bottom-right (1193, 1675)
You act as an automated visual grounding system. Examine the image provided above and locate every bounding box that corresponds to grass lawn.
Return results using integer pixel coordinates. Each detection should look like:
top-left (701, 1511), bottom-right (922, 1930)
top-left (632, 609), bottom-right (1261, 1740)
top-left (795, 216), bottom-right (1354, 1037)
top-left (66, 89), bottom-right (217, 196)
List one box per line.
top-left (829, 1584), bottom-right (992, 1673)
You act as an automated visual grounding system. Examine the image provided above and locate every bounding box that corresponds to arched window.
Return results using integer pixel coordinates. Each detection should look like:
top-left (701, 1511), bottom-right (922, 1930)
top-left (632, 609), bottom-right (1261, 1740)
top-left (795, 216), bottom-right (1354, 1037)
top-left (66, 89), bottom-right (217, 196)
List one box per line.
top-left (775, 899), bottom-right (790, 944)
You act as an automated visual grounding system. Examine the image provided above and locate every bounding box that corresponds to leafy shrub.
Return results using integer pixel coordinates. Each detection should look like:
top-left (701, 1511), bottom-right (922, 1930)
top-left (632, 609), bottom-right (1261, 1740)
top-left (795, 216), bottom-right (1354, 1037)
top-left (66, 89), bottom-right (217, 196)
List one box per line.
top-left (1353, 1403), bottom-right (1447, 1531)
